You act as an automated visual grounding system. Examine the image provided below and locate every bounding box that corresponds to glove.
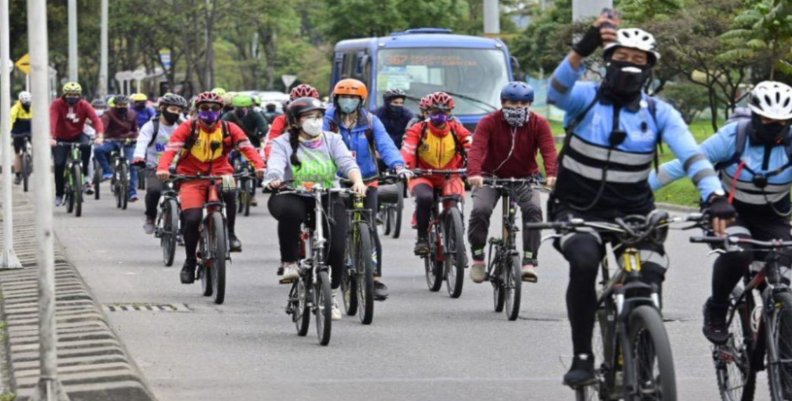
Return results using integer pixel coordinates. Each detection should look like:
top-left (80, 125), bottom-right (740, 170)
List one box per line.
top-left (572, 25), bottom-right (604, 57)
top-left (707, 196), bottom-right (736, 219)
top-left (397, 168), bottom-right (414, 179)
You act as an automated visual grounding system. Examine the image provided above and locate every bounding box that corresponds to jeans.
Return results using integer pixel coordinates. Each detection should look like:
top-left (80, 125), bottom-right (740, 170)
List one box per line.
top-left (94, 141), bottom-right (138, 197)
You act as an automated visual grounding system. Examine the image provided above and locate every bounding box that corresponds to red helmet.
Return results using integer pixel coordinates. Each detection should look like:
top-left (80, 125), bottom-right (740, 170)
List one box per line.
top-left (290, 84), bottom-right (320, 101)
top-left (427, 92), bottom-right (455, 111)
top-left (195, 91), bottom-right (224, 107)
top-left (419, 95), bottom-right (432, 111)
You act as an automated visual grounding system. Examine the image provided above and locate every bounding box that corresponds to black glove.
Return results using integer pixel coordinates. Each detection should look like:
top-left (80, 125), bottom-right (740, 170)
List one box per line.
top-left (572, 25), bottom-right (604, 57)
top-left (707, 196), bottom-right (736, 219)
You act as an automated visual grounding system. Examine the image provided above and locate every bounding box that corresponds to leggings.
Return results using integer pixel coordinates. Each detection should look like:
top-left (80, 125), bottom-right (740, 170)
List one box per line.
top-left (182, 191), bottom-right (237, 262)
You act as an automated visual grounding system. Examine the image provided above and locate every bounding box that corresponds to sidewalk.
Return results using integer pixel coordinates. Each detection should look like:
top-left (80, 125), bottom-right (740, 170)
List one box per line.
top-left (0, 184), bottom-right (156, 401)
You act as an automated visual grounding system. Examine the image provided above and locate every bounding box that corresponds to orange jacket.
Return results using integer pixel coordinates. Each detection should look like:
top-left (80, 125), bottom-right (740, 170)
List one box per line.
top-left (400, 120), bottom-right (471, 170)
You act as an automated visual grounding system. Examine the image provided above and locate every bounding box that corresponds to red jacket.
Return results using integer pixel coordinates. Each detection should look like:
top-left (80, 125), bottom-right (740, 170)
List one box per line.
top-left (401, 120), bottom-right (471, 170)
top-left (467, 110), bottom-right (558, 178)
top-left (263, 114), bottom-right (289, 165)
top-left (50, 98), bottom-right (103, 140)
top-left (157, 119), bottom-right (264, 175)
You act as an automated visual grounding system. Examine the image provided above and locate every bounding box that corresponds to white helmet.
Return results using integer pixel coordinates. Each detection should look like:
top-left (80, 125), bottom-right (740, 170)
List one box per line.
top-left (18, 91), bottom-right (31, 103)
top-left (603, 28), bottom-right (660, 65)
top-left (748, 81), bottom-right (792, 121)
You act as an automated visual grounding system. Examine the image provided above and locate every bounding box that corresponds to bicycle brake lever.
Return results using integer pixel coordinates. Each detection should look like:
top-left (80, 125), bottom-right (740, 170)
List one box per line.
top-left (707, 249), bottom-right (726, 256)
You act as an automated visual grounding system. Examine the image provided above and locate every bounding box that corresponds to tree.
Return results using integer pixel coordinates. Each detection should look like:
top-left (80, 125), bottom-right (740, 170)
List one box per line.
top-left (720, 0), bottom-right (792, 79)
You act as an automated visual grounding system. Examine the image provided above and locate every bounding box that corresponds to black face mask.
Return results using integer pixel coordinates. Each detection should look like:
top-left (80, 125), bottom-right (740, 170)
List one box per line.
top-left (115, 107), bottom-right (128, 117)
top-left (751, 113), bottom-right (790, 145)
top-left (386, 103), bottom-right (405, 117)
top-left (235, 108), bottom-right (248, 118)
top-left (65, 97), bottom-right (80, 106)
top-left (21, 102), bottom-right (30, 111)
top-left (162, 110), bottom-right (181, 125)
top-left (603, 60), bottom-right (651, 104)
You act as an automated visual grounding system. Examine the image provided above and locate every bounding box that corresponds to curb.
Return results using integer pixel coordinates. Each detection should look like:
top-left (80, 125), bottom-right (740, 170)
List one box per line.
top-left (0, 186), bottom-right (157, 401)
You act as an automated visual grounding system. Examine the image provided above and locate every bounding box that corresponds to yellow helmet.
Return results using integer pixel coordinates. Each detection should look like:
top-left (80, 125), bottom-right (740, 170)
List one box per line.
top-left (211, 87), bottom-right (227, 96)
top-left (62, 82), bottom-right (82, 95)
top-left (130, 93), bottom-right (147, 102)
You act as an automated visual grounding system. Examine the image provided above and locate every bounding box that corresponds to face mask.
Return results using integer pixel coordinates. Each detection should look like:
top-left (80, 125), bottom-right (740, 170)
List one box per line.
top-left (338, 97), bottom-right (360, 114)
top-left (429, 112), bottom-right (449, 127)
top-left (198, 110), bottom-right (220, 126)
top-left (134, 103), bottom-right (146, 111)
top-left (503, 107), bottom-right (529, 127)
top-left (752, 113), bottom-right (790, 145)
top-left (162, 110), bottom-right (181, 125)
top-left (65, 97), bottom-right (79, 106)
top-left (235, 108), bottom-right (248, 118)
top-left (21, 102), bottom-right (30, 111)
top-left (115, 107), bottom-right (128, 117)
top-left (301, 117), bottom-right (324, 137)
top-left (603, 60), bottom-right (651, 103)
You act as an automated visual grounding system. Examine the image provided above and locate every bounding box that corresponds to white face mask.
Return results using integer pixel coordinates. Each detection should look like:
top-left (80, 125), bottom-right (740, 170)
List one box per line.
top-left (301, 117), bottom-right (324, 137)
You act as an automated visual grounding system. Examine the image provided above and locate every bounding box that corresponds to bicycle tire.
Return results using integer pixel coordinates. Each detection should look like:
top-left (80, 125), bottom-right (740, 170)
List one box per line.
top-left (22, 153), bottom-right (31, 192)
top-left (356, 225), bottom-right (375, 324)
top-left (714, 289), bottom-right (756, 401)
top-left (392, 182), bottom-right (403, 239)
top-left (504, 253), bottom-right (522, 321)
top-left (444, 208), bottom-right (466, 298)
top-left (120, 162), bottom-right (129, 210)
top-left (492, 256), bottom-right (505, 312)
top-left (243, 180), bottom-right (252, 217)
top-left (72, 163), bottom-right (83, 217)
top-left (293, 279), bottom-right (310, 336)
top-left (628, 305), bottom-right (677, 401)
top-left (315, 270), bottom-right (332, 346)
top-left (767, 291), bottom-right (792, 401)
top-left (341, 256), bottom-right (358, 316)
top-left (161, 199), bottom-right (178, 267)
top-left (237, 181), bottom-right (245, 214)
top-left (383, 205), bottom-right (392, 236)
top-left (93, 160), bottom-right (101, 200)
top-left (200, 225), bottom-right (213, 297)
top-left (209, 212), bottom-right (227, 305)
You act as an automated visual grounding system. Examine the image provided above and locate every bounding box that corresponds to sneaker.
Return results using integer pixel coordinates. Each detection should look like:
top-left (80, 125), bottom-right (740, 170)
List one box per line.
top-left (180, 259), bottom-right (197, 284)
top-left (413, 238), bottom-right (430, 256)
top-left (102, 173), bottom-right (113, 181)
top-left (373, 280), bottom-right (389, 301)
top-left (470, 260), bottom-right (486, 283)
top-left (279, 263), bottom-right (299, 284)
top-left (229, 234), bottom-right (242, 252)
top-left (703, 298), bottom-right (730, 345)
top-left (521, 264), bottom-right (538, 283)
top-left (128, 193), bottom-right (139, 202)
top-left (84, 181), bottom-right (94, 195)
top-left (55, 196), bottom-right (64, 207)
top-left (331, 290), bottom-right (342, 321)
top-left (177, 234), bottom-right (185, 247)
top-left (143, 218), bottom-right (155, 235)
top-left (563, 353), bottom-right (596, 388)
top-left (13, 175), bottom-right (21, 185)
top-left (250, 196), bottom-right (258, 207)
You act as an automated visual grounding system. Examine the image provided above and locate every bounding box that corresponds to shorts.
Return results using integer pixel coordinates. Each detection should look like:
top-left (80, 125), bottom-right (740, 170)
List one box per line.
top-left (179, 176), bottom-right (235, 210)
top-left (12, 133), bottom-right (30, 154)
top-left (408, 175), bottom-right (464, 197)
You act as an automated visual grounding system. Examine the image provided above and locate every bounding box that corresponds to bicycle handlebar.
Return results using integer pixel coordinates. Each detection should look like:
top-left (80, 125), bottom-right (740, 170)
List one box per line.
top-left (690, 235), bottom-right (792, 249)
top-left (412, 168), bottom-right (466, 176)
top-left (526, 212), bottom-right (703, 243)
top-left (54, 140), bottom-right (95, 147)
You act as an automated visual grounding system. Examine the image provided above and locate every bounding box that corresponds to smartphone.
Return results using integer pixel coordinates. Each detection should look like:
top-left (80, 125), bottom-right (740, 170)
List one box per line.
top-left (600, 8), bottom-right (621, 29)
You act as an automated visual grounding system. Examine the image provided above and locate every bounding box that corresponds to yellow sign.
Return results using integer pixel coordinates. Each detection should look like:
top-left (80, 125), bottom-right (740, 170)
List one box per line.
top-left (15, 54), bottom-right (30, 75)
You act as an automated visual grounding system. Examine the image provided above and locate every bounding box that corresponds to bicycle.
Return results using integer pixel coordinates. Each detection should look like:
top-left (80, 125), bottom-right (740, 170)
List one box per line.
top-left (690, 234), bottom-right (792, 401)
top-left (16, 135), bottom-right (32, 193)
top-left (338, 184), bottom-right (376, 325)
top-left (377, 173), bottom-right (405, 239)
top-left (56, 140), bottom-right (91, 218)
top-left (155, 178), bottom-right (181, 267)
top-left (482, 175), bottom-right (546, 321)
top-left (526, 210), bottom-right (692, 401)
top-left (92, 157), bottom-right (102, 200)
top-left (234, 155), bottom-right (256, 217)
top-left (277, 182), bottom-right (336, 346)
top-left (413, 168), bottom-right (467, 298)
top-left (106, 138), bottom-right (136, 210)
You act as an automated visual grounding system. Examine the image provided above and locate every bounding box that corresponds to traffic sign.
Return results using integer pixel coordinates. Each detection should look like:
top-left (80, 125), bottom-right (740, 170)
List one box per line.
top-left (15, 54), bottom-right (31, 75)
top-left (159, 49), bottom-right (172, 70)
top-left (132, 69), bottom-right (146, 80)
top-left (281, 74), bottom-right (297, 89)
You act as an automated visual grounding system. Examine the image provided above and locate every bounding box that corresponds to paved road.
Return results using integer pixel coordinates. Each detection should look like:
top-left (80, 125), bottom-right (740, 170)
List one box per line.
top-left (50, 185), bottom-right (772, 401)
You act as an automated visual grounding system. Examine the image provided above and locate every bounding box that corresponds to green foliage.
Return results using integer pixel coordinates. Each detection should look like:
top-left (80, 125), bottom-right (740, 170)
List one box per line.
top-left (511, 0), bottom-right (575, 76)
top-left (660, 83), bottom-right (710, 123)
top-left (720, 0), bottom-right (792, 80)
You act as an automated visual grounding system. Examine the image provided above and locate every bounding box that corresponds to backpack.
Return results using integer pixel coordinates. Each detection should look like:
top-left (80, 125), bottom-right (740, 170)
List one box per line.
top-left (176, 119), bottom-right (231, 162)
top-left (416, 121), bottom-right (467, 163)
top-left (715, 117), bottom-right (792, 173)
top-left (327, 112), bottom-right (377, 159)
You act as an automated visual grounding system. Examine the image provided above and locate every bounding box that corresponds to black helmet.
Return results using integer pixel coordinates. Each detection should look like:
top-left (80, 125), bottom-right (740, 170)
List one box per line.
top-left (159, 93), bottom-right (188, 109)
top-left (287, 97), bottom-right (326, 126)
top-left (383, 88), bottom-right (406, 103)
top-left (91, 98), bottom-right (107, 109)
top-left (113, 95), bottom-right (129, 106)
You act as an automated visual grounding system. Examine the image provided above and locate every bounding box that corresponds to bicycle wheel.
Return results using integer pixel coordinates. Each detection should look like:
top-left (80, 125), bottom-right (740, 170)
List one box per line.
top-left (504, 253), bottom-right (522, 321)
top-left (391, 182), bottom-right (404, 239)
top-left (22, 152), bottom-right (31, 192)
top-left (160, 198), bottom-right (179, 267)
top-left (355, 225), bottom-right (375, 324)
top-left (491, 257), bottom-right (505, 312)
top-left (72, 163), bottom-right (83, 217)
top-left (714, 289), bottom-right (756, 401)
top-left (208, 212), bottom-right (227, 305)
top-left (243, 180), bottom-right (252, 217)
top-left (314, 270), bottom-right (332, 346)
top-left (92, 159), bottom-right (101, 200)
top-left (292, 279), bottom-right (310, 336)
top-left (237, 180), bottom-right (245, 214)
top-left (119, 163), bottom-right (129, 210)
top-left (767, 291), bottom-right (792, 401)
top-left (341, 255), bottom-right (358, 316)
top-left (443, 208), bottom-right (466, 298)
top-left (383, 205), bottom-right (392, 236)
top-left (628, 305), bottom-right (677, 401)
top-left (65, 168), bottom-right (75, 214)
top-left (200, 226), bottom-right (213, 297)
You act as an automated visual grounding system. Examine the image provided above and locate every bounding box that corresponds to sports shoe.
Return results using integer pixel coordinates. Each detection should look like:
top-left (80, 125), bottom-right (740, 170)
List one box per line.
top-left (522, 264), bottom-right (538, 283)
top-left (13, 175), bottom-right (21, 185)
top-left (279, 263), bottom-right (299, 284)
top-left (143, 218), bottom-right (155, 235)
top-left (55, 196), bottom-right (64, 207)
top-left (180, 258), bottom-right (197, 284)
top-left (413, 238), bottom-right (430, 256)
top-left (128, 193), bottom-right (139, 202)
top-left (331, 290), bottom-right (342, 321)
top-left (84, 183), bottom-right (94, 195)
top-left (229, 234), bottom-right (242, 252)
top-left (250, 196), bottom-right (258, 207)
top-left (373, 280), bottom-right (389, 301)
top-left (563, 353), bottom-right (596, 388)
top-left (470, 260), bottom-right (486, 283)
top-left (702, 298), bottom-right (730, 345)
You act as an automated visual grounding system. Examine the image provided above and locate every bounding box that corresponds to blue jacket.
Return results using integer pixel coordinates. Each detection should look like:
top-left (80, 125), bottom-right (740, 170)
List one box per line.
top-left (547, 56), bottom-right (722, 211)
top-left (134, 106), bottom-right (157, 128)
top-left (324, 106), bottom-right (404, 180)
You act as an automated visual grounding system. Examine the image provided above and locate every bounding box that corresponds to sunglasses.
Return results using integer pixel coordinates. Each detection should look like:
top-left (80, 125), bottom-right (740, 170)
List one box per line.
top-left (199, 104), bottom-right (222, 112)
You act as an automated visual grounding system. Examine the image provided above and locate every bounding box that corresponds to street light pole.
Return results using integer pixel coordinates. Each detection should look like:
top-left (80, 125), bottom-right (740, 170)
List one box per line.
top-left (28, 0), bottom-right (70, 398)
top-left (98, 0), bottom-right (108, 98)
top-left (483, 0), bottom-right (500, 36)
top-left (68, 0), bottom-right (78, 82)
top-left (0, 0), bottom-right (21, 269)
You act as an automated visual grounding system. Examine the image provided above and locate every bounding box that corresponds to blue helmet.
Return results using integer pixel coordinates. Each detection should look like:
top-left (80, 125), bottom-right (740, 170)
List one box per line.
top-left (500, 81), bottom-right (534, 103)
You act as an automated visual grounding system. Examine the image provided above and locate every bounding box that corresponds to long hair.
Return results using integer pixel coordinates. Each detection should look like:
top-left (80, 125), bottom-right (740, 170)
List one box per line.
top-left (288, 125), bottom-right (301, 168)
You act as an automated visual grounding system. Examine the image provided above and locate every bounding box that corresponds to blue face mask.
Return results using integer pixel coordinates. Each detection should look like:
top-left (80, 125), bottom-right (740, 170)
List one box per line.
top-left (338, 97), bottom-right (360, 114)
top-left (199, 110), bottom-right (220, 125)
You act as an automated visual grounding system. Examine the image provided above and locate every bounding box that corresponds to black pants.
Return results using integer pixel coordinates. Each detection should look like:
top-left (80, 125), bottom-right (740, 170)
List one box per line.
top-left (52, 134), bottom-right (91, 197)
top-left (468, 184), bottom-right (542, 263)
top-left (413, 184), bottom-right (435, 238)
top-left (268, 193), bottom-right (346, 289)
top-left (711, 215), bottom-right (792, 304)
top-left (144, 169), bottom-right (165, 220)
top-left (552, 202), bottom-right (667, 356)
top-left (182, 191), bottom-right (237, 264)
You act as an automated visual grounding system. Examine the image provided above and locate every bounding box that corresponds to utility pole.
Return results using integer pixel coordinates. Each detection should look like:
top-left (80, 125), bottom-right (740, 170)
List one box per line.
top-left (98, 0), bottom-right (108, 98)
top-left (68, 0), bottom-right (78, 82)
top-left (28, 0), bottom-right (70, 398)
top-left (483, 0), bottom-right (500, 36)
top-left (0, 0), bottom-right (21, 269)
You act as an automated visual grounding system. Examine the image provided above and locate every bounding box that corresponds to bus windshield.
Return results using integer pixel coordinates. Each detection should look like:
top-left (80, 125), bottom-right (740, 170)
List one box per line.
top-left (375, 48), bottom-right (509, 115)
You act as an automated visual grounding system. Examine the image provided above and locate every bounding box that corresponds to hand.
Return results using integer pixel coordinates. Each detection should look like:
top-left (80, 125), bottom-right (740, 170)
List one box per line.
top-left (396, 167), bottom-right (414, 179)
top-left (255, 169), bottom-right (265, 179)
top-left (156, 170), bottom-right (170, 181)
top-left (545, 176), bottom-right (557, 189)
top-left (594, 13), bottom-right (620, 44)
top-left (467, 175), bottom-right (484, 189)
top-left (49, 138), bottom-right (56, 147)
top-left (95, 136), bottom-right (104, 145)
top-left (707, 195), bottom-right (736, 236)
top-left (267, 179), bottom-right (282, 189)
top-left (572, 14), bottom-right (620, 57)
top-left (352, 181), bottom-right (367, 197)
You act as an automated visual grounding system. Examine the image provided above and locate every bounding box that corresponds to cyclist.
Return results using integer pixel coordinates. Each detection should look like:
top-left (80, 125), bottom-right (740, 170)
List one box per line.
top-left (222, 94), bottom-right (268, 149)
top-left (50, 82), bottom-right (104, 206)
top-left (265, 97), bottom-right (366, 321)
top-left (10, 91), bottom-right (32, 185)
top-left (546, 16), bottom-right (735, 387)
top-left (131, 93), bottom-right (156, 128)
top-left (401, 91), bottom-right (471, 255)
top-left (156, 91), bottom-right (265, 284)
top-left (324, 78), bottom-right (406, 301)
top-left (222, 92), bottom-right (236, 114)
top-left (406, 95), bottom-right (431, 128)
top-left (133, 93), bottom-right (189, 234)
top-left (95, 95), bottom-right (140, 202)
top-left (262, 102), bottom-right (280, 124)
top-left (376, 88), bottom-right (413, 150)
top-left (650, 81), bottom-right (792, 345)
top-left (263, 84), bottom-right (320, 165)
top-left (91, 98), bottom-right (108, 117)
top-left (467, 81), bottom-right (558, 283)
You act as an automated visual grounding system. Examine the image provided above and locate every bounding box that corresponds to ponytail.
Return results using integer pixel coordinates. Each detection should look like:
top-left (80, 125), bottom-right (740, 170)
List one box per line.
top-left (288, 126), bottom-right (301, 167)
